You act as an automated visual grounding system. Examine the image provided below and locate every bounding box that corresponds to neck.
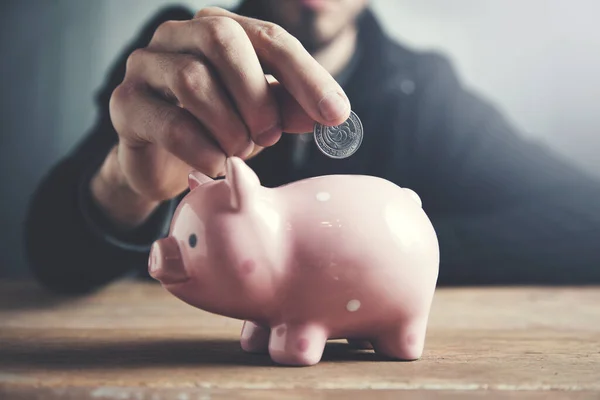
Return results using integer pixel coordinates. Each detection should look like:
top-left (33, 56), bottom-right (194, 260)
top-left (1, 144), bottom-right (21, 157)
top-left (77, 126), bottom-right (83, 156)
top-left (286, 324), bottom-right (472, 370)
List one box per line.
top-left (311, 25), bottom-right (358, 77)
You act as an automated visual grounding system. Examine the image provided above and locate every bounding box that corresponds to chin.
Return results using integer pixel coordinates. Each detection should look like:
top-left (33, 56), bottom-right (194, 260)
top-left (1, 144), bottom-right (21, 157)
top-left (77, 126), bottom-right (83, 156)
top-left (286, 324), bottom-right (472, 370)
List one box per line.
top-left (297, 0), bottom-right (341, 13)
top-left (291, 16), bottom-right (347, 52)
top-left (261, 0), bottom-right (364, 51)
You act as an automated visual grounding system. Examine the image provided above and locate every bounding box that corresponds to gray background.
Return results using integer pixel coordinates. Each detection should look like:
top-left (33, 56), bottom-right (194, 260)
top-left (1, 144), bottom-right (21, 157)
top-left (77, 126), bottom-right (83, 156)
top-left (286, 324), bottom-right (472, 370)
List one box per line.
top-left (1, 0), bottom-right (599, 278)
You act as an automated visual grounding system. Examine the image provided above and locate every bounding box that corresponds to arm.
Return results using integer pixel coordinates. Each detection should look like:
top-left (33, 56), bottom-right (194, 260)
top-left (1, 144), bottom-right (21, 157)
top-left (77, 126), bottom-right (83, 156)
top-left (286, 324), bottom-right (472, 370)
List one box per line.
top-left (405, 53), bottom-right (600, 285)
top-left (24, 7), bottom-right (194, 294)
top-left (24, 4), bottom-right (352, 295)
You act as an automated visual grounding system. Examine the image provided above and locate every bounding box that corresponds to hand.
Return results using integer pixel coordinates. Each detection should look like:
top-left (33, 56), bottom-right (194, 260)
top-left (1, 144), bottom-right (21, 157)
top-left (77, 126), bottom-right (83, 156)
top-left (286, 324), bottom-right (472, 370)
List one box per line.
top-left (93, 6), bottom-right (351, 229)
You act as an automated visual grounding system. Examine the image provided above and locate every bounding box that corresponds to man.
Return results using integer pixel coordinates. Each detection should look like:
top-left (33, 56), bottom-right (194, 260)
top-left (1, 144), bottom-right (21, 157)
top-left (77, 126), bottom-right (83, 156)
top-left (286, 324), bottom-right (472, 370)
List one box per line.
top-left (25, 0), bottom-right (600, 294)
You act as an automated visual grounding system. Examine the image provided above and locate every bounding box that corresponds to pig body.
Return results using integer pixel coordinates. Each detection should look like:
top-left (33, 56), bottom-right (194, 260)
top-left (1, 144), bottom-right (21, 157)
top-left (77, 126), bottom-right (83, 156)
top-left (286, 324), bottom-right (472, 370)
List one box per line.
top-left (149, 157), bottom-right (439, 366)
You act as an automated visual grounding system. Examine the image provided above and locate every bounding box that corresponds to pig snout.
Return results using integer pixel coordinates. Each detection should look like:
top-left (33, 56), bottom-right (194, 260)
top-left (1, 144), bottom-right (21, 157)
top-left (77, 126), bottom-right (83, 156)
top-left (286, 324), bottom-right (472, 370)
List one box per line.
top-left (148, 237), bottom-right (189, 284)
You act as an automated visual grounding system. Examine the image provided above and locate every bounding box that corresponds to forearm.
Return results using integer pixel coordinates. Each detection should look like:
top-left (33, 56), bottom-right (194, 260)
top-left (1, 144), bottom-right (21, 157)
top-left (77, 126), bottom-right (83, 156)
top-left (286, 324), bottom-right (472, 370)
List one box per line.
top-left (25, 159), bottom-right (128, 293)
top-left (398, 52), bottom-right (600, 285)
top-left (25, 135), bottom-right (177, 295)
top-left (90, 145), bottom-right (161, 230)
top-left (24, 5), bottom-right (196, 294)
top-left (434, 184), bottom-right (600, 285)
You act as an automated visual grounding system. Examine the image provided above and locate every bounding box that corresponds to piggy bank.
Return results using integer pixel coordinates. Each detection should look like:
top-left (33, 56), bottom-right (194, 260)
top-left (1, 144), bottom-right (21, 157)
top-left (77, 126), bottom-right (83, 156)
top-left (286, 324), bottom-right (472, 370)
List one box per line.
top-left (149, 157), bottom-right (439, 366)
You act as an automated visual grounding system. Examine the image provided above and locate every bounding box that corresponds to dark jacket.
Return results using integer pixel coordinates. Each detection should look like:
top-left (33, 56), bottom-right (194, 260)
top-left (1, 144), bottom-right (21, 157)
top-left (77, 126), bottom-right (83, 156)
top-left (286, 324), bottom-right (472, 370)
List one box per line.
top-left (24, 4), bottom-right (600, 294)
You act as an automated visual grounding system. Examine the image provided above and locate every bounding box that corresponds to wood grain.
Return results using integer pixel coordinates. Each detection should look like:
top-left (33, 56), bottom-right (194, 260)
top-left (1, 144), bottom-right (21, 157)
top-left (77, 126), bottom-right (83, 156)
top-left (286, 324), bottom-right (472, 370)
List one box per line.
top-left (1, 280), bottom-right (599, 399)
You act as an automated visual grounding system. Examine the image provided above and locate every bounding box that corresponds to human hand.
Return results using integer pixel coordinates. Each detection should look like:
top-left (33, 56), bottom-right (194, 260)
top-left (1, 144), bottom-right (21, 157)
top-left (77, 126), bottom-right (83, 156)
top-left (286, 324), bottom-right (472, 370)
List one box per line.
top-left (92, 7), bottom-right (351, 228)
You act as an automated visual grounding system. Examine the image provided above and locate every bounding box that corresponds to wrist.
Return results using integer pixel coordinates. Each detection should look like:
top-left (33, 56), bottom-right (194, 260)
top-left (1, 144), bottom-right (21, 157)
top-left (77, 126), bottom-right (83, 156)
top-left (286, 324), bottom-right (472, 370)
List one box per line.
top-left (90, 146), bottom-right (160, 230)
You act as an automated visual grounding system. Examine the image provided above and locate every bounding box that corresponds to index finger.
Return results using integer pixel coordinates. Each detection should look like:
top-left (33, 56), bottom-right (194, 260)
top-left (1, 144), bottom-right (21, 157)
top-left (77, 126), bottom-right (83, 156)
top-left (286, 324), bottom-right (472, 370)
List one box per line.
top-left (195, 7), bottom-right (351, 127)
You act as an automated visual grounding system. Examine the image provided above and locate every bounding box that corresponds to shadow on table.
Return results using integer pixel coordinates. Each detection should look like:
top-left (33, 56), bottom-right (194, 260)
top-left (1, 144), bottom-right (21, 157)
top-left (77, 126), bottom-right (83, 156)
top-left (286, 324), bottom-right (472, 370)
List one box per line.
top-left (0, 338), bottom-right (390, 368)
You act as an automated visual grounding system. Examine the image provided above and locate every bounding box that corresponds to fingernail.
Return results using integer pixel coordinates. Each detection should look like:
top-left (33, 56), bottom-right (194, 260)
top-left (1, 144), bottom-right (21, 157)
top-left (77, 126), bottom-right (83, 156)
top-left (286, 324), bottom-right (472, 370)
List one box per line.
top-left (256, 124), bottom-right (282, 147)
top-left (318, 92), bottom-right (349, 123)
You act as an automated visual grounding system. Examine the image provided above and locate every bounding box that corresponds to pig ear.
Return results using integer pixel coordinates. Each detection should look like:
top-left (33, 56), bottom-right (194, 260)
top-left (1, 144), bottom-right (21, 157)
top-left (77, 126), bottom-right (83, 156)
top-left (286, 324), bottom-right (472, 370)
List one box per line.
top-left (403, 188), bottom-right (422, 208)
top-left (225, 157), bottom-right (260, 210)
top-left (188, 170), bottom-right (213, 191)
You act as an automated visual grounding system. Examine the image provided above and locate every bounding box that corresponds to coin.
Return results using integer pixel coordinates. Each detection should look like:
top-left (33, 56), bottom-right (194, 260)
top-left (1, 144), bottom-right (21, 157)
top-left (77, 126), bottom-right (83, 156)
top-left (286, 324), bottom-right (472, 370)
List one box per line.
top-left (313, 110), bottom-right (363, 159)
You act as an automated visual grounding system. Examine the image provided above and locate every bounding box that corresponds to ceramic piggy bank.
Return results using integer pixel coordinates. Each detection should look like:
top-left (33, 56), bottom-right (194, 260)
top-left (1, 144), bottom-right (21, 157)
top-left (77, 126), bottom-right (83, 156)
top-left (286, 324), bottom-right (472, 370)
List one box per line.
top-left (149, 157), bottom-right (439, 366)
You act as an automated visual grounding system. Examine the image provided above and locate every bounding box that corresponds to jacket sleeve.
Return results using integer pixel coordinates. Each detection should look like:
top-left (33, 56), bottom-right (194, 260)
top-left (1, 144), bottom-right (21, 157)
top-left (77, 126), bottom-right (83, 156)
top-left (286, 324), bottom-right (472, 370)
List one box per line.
top-left (405, 53), bottom-right (600, 285)
top-left (23, 6), bottom-right (193, 295)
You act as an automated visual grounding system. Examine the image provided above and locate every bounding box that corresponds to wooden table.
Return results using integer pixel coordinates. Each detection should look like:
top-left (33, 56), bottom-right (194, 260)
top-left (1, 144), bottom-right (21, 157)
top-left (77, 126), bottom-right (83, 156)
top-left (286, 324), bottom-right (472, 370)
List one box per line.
top-left (0, 280), bottom-right (599, 399)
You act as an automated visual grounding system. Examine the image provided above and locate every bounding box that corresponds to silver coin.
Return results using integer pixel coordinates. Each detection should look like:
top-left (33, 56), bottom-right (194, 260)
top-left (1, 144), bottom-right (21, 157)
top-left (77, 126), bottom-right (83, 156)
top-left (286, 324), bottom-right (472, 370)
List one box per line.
top-left (313, 110), bottom-right (363, 159)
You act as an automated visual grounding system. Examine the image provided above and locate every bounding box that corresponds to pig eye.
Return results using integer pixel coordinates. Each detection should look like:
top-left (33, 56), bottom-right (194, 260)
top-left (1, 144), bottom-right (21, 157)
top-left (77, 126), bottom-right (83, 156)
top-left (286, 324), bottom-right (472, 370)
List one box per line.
top-left (188, 234), bottom-right (197, 248)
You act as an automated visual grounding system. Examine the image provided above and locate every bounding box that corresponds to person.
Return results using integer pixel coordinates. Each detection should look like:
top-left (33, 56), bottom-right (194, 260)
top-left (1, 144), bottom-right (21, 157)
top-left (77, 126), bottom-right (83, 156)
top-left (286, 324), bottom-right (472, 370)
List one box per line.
top-left (24, 0), bottom-right (600, 295)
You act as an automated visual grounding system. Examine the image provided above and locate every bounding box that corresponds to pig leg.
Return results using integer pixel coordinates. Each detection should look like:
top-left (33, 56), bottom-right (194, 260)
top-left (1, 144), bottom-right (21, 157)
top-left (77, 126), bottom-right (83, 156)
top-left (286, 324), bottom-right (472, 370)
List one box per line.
top-left (268, 323), bottom-right (328, 366)
top-left (240, 321), bottom-right (270, 354)
top-left (372, 317), bottom-right (428, 361)
top-left (347, 339), bottom-right (373, 350)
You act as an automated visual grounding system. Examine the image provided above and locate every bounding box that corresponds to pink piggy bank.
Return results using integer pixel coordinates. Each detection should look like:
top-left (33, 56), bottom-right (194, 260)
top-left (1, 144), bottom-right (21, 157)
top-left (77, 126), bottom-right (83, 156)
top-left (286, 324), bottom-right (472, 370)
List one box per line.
top-left (149, 157), bottom-right (439, 366)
